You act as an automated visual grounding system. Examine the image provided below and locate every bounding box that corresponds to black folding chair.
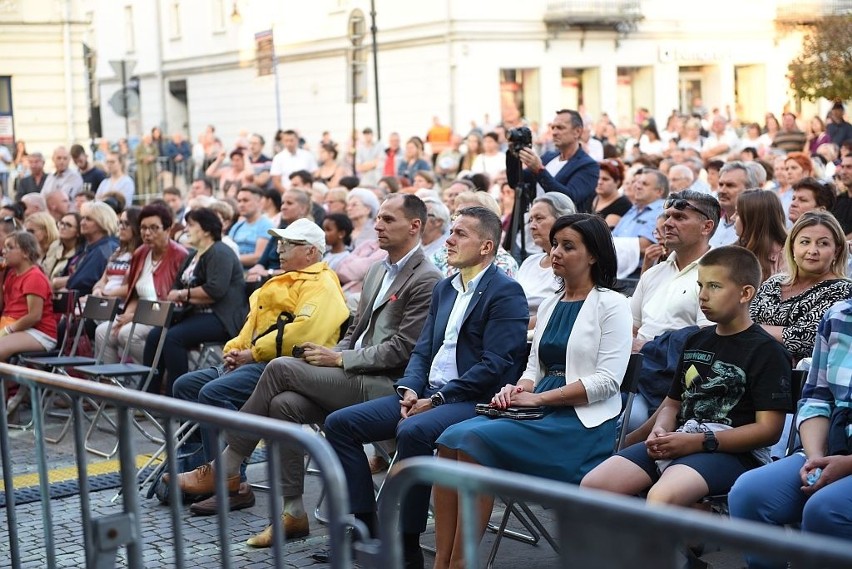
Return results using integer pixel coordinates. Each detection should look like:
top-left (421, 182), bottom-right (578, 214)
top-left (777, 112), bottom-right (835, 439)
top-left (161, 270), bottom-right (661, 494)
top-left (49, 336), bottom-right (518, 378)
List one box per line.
top-left (75, 299), bottom-right (175, 458)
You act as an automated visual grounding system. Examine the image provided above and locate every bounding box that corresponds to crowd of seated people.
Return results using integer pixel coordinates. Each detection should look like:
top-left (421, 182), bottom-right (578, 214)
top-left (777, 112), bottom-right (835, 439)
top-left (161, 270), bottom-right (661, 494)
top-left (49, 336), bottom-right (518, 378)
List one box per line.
top-left (4, 104), bottom-right (852, 567)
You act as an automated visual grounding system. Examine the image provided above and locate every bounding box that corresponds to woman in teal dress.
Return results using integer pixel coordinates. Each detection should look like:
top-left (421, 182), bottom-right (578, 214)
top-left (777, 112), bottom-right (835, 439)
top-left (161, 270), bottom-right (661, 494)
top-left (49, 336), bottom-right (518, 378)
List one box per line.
top-left (433, 213), bottom-right (633, 569)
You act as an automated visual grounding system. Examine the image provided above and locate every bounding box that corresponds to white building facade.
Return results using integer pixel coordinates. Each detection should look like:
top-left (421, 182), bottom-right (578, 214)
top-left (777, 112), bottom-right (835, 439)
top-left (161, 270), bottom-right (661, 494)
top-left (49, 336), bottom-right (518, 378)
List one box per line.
top-left (92, 0), bottom-right (838, 150)
top-left (0, 0), bottom-right (94, 154)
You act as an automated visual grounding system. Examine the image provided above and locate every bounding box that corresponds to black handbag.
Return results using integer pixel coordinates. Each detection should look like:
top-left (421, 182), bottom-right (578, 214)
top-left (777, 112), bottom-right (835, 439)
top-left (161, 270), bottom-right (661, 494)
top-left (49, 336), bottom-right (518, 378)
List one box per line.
top-left (475, 404), bottom-right (546, 420)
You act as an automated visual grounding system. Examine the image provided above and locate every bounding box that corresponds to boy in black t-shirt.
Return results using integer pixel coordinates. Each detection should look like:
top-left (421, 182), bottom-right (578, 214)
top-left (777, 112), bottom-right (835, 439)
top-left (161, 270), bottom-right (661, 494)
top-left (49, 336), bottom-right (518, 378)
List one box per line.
top-left (583, 246), bottom-right (793, 505)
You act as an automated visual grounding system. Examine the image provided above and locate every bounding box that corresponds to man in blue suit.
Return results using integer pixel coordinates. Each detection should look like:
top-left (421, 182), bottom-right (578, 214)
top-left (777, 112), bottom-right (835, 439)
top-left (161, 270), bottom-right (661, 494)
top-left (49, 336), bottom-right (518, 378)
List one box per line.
top-left (320, 206), bottom-right (529, 568)
top-left (517, 109), bottom-right (600, 212)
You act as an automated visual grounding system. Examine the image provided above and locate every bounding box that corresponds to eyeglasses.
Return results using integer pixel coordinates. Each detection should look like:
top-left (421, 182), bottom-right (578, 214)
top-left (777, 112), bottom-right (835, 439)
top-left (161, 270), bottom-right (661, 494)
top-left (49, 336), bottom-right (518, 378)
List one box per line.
top-left (139, 225), bottom-right (163, 234)
top-left (664, 198), bottom-right (710, 220)
top-left (57, 221), bottom-right (76, 230)
top-left (118, 220), bottom-right (130, 228)
top-left (277, 240), bottom-right (308, 251)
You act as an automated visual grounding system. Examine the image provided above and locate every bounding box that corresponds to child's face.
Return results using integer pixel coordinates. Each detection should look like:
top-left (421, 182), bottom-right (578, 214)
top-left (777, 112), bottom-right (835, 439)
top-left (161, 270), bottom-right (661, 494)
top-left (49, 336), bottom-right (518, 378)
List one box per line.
top-left (696, 264), bottom-right (751, 324)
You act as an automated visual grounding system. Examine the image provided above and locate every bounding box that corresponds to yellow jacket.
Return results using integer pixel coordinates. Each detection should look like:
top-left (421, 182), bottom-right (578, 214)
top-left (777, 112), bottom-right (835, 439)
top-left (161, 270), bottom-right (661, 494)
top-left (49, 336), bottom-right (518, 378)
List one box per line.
top-left (224, 261), bottom-right (349, 363)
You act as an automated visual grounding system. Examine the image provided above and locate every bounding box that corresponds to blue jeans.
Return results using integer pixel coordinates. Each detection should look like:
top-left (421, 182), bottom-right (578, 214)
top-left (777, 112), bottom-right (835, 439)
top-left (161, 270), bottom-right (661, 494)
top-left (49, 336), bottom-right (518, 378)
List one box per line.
top-left (729, 452), bottom-right (852, 568)
top-left (144, 313), bottom-right (230, 395)
top-left (171, 362), bottom-right (267, 469)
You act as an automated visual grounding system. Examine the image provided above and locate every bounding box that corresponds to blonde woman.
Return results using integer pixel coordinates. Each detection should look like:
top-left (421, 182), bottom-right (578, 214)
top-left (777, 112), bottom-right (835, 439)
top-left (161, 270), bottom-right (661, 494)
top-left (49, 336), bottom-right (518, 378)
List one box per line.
top-left (23, 212), bottom-right (59, 264)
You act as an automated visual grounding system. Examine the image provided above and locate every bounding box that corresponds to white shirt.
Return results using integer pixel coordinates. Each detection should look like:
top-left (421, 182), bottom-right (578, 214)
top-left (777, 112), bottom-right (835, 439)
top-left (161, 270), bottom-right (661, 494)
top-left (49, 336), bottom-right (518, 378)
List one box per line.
top-left (630, 252), bottom-right (710, 341)
top-left (135, 252), bottom-right (159, 301)
top-left (270, 148), bottom-right (318, 189)
top-left (708, 214), bottom-right (738, 249)
top-left (536, 156), bottom-right (568, 197)
top-left (354, 242), bottom-right (421, 350)
top-left (515, 253), bottom-right (558, 320)
top-left (471, 152), bottom-right (507, 179)
top-left (427, 267), bottom-right (489, 390)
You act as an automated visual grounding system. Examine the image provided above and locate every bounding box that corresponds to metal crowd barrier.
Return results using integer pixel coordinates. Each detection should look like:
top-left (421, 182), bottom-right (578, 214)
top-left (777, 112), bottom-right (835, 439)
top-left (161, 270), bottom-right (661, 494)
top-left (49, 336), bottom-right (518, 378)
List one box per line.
top-left (0, 362), bottom-right (357, 569)
top-left (373, 457), bottom-right (852, 569)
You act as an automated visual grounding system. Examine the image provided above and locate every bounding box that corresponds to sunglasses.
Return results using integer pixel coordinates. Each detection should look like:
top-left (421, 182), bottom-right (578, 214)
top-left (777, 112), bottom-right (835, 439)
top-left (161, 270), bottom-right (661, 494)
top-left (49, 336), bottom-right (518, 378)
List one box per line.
top-left (664, 198), bottom-right (710, 220)
top-left (1, 216), bottom-right (21, 229)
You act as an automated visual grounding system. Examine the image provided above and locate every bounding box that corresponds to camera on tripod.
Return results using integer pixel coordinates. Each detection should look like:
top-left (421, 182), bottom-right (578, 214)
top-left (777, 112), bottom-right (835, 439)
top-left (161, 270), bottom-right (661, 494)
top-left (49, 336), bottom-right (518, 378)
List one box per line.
top-left (507, 126), bottom-right (532, 154)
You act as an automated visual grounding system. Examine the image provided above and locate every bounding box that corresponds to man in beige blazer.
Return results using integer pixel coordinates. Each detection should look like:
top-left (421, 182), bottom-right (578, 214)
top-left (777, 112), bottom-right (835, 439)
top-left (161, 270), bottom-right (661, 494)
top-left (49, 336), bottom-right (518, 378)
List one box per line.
top-left (172, 194), bottom-right (442, 544)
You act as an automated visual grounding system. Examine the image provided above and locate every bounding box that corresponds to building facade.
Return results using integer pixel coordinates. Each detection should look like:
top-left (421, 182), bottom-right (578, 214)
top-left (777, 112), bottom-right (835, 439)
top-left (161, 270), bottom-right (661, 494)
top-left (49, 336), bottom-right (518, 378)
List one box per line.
top-left (0, 0), bottom-right (94, 156)
top-left (92, 0), bottom-right (841, 150)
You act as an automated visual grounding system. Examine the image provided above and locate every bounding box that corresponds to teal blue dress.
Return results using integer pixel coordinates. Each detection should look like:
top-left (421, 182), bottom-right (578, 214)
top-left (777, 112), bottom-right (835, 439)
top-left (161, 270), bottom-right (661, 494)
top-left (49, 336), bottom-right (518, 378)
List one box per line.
top-left (437, 300), bottom-right (617, 484)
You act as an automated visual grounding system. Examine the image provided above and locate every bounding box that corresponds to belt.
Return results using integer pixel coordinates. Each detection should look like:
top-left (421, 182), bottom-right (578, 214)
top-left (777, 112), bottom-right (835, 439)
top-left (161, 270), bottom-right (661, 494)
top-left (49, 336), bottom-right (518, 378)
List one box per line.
top-left (544, 370), bottom-right (566, 377)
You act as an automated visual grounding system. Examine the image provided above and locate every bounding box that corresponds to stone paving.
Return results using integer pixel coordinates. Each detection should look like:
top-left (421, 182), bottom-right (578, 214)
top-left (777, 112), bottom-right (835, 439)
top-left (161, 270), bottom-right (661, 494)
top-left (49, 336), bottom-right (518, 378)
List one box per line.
top-left (1, 404), bottom-right (746, 568)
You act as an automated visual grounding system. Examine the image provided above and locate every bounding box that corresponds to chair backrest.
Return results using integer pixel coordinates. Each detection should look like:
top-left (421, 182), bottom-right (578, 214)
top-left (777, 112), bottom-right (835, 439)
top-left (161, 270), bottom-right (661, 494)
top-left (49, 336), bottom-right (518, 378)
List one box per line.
top-left (119, 300), bottom-right (175, 390)
top-left (69, 296), bottom-right (121, 362)
top-left (784, 368), bottom-right (808, 457)
top-left (615, 353), bottom-right (643, 453)
top-left (51, 290), bottom-right (78, 354)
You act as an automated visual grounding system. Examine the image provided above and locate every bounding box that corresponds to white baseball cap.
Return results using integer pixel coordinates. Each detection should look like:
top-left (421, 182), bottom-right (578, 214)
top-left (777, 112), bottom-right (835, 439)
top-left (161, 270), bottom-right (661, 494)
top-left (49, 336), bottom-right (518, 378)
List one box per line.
top-left (268, 219), bottom-right (325, 254)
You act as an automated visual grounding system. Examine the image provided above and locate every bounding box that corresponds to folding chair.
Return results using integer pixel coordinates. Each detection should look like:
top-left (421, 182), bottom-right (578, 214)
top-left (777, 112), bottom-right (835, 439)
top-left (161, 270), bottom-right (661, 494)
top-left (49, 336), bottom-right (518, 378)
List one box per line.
top-left (16, 295), bottom-right (120, 442)
top-left (6, 290), bottom-right (79, 430)
top-left (485, 353), bottom-right (643, 569)
top-left (74, 299), bottom-right (175, 458)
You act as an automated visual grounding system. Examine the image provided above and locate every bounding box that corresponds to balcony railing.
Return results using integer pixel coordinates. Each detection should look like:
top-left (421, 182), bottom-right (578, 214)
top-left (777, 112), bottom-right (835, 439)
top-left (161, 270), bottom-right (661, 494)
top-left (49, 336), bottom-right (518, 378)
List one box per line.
top-left (544, 1), bottom-right (643, 31)
top-left (776, 0), bottom-right (852, 24)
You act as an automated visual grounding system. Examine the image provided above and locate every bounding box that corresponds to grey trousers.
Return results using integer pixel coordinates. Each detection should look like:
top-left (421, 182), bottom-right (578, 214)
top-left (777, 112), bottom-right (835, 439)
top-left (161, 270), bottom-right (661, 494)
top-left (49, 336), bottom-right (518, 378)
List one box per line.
top-left (226, 355), bottom-right (395, 496)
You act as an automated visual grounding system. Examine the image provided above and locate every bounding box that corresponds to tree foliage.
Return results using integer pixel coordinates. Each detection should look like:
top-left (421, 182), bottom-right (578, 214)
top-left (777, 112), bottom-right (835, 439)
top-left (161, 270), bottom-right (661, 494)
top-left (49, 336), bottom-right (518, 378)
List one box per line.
top-left (788, 15), bottom-right (852, 102)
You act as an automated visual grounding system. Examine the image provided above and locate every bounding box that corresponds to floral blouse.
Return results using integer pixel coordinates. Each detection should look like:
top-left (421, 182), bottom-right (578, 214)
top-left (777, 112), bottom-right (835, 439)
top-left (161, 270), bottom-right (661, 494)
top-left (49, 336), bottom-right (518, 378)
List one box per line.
top-left (750, 273), bottom-right (852, 360)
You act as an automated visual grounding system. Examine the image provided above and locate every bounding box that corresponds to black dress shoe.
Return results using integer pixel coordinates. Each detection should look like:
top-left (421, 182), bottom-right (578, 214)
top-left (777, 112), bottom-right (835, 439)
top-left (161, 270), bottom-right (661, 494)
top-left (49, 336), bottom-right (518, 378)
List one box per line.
top-left (404, 545), bottom-right (424, 569)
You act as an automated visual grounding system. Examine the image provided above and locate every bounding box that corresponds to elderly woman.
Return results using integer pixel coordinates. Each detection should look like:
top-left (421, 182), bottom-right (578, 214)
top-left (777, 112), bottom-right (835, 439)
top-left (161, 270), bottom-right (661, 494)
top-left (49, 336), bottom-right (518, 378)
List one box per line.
top-left (750, 211), bottom-right (852, 363)
top-left (56, 202), bottom-right (119, 295)
top-left (246, 188), bottom-right (314, 284)
top-left (730, 296), bottom-right (852, 568)
top-left (515, 193), bottom-right (576, 328)
top-left (94, 203), bottom-right (187, 368)
top-left (90, 207), bottom-right (142, 300)
top-left (346, 188), bottom-right (379, 247)
top-left (143, 208), bottom-right (247, 393)
top-left (44, 212), bottom-right (84, 286)
top-left (433, 214), bottom-right (631, 568)
top-left (24, 211), bottom-right (59, 264)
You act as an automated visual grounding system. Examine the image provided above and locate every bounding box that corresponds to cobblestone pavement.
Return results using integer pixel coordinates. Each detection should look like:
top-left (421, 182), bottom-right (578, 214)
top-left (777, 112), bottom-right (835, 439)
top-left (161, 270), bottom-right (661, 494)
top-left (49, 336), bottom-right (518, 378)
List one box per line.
top-left (1, 405), bottom-right (745, 568)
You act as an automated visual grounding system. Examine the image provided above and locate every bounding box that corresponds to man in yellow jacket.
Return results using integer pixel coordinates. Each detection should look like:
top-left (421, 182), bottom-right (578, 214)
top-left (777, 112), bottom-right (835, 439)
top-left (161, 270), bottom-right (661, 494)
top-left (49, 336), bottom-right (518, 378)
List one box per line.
top-left (171, 218), bottom-right (349, 506)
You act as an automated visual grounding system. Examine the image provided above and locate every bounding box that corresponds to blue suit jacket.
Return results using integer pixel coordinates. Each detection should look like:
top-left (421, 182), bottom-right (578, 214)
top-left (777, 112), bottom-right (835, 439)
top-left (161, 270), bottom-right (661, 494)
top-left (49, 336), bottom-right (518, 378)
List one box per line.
top-left (395, 264), bottom-right (529, 404)
top-left (521, 147), bottom-right (600, 212)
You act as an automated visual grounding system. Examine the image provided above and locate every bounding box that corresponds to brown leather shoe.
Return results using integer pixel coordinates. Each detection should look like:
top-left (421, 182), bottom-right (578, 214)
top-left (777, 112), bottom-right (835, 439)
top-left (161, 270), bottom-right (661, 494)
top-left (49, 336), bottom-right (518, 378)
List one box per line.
top-left (189, 482), bottom-right (256, 516)
top-left (246, 513), bottom-right (310, 547)
top-left (163, 464), bottom-right (240, 496)
top-left (369, 454), bottom-right (389, 475)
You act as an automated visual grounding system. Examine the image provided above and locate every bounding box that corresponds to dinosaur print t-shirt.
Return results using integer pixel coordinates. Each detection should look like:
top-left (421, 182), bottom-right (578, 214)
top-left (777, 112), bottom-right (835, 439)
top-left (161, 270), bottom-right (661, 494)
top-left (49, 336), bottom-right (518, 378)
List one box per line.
top-left (667, 324), bottom-right (793, 428)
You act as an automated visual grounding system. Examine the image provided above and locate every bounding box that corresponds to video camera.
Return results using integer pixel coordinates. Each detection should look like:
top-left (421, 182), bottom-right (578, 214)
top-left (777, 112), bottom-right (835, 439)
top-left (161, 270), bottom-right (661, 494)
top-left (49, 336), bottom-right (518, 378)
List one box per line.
top-left (507, 126), bottom-right (533, 154)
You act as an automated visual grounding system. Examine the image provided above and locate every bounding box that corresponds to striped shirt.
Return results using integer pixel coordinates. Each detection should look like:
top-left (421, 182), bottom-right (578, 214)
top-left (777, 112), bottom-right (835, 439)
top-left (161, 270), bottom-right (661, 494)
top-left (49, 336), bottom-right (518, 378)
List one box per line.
top-left (797, 300), bottom-right (852, 437)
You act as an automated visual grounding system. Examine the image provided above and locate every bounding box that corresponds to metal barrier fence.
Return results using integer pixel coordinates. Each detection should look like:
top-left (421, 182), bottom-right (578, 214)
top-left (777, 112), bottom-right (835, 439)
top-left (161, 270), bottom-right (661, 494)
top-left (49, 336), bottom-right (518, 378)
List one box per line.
top-left (373, 457), bottom-right (852, 569)
top-left (0, 362), bottom-right (356, 569)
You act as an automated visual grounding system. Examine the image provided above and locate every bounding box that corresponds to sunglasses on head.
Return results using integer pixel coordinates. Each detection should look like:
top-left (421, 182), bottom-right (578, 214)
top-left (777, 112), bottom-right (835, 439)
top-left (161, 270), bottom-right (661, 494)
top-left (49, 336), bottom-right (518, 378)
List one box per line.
top-left (664, 198), bottom-right (710, 220)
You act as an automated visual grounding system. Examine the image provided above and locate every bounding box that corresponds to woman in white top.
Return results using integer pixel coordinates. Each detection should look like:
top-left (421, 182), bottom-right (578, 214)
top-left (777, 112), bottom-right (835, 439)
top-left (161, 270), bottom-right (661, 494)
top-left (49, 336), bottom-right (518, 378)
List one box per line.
top-left (515, 192), bottom-right (576, 329)
top-left (471, 132), bottom-right (507, 180)
top-left (96, 151), bottom-right (135, 206)
top-left (434, 214), bottom-right (632, 568)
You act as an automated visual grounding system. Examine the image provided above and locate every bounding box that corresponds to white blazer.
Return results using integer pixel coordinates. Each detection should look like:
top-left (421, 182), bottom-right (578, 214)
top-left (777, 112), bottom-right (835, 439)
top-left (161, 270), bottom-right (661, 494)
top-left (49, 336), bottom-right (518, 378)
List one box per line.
top-left (521, 287), bottom-right (632, 428)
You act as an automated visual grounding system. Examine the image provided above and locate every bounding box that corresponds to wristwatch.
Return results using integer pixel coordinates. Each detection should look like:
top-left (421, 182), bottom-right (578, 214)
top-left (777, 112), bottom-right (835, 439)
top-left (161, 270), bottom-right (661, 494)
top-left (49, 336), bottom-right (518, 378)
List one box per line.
top-left (702, 431), bottom-right (719, 453)
top-left (430, 393), bottom-right (445, 408)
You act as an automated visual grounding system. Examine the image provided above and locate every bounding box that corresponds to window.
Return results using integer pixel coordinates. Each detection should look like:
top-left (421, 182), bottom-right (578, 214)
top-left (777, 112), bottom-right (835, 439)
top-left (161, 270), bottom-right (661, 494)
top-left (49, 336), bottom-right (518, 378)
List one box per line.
top-left (124, 6), bottom-right (135, 53)
top-left (170, 1), bottom-right (181, 39)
